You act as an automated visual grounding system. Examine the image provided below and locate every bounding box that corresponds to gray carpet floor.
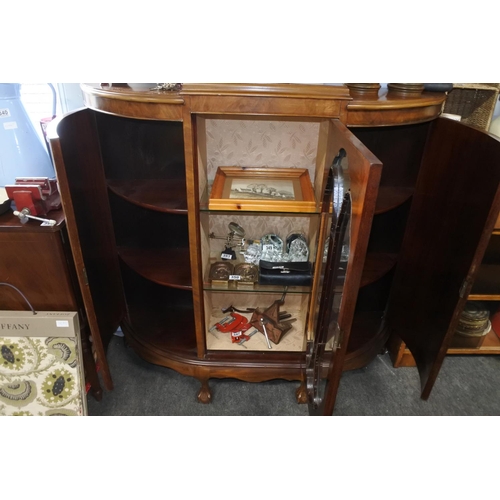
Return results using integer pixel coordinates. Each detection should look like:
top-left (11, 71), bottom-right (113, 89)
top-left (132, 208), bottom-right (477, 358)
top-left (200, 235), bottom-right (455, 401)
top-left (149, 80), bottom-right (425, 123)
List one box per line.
top-left (87, 335), bottom-right (500, 416)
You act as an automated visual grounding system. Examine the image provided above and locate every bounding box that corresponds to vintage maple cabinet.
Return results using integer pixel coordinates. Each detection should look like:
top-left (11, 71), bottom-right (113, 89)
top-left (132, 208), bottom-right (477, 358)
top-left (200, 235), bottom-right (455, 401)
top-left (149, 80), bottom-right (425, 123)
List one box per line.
top-left (48, 83), bottom-right (452, 414)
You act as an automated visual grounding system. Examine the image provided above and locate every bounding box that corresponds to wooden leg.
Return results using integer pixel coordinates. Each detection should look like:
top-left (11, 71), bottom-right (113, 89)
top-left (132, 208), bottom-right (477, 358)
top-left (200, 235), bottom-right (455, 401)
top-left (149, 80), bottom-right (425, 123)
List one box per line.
top-left (89, 387), bottom-right (103, 402)
top-left (295, 381), bottom-right (308, 404)
top-left (197, 378), bottom-right (212, 404)
top-left (80, 324), bottom-right (103, 401)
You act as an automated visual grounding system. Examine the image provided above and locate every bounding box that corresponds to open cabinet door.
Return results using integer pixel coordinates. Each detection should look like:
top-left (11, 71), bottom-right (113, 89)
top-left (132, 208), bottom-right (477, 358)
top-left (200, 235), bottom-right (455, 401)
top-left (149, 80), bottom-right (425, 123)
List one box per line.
top-left (48, 109), bottom-right (127, 390)
top-left (386, 118), bottom-right (500, 400)
top-left (307, 120), bottom-right (382, 416)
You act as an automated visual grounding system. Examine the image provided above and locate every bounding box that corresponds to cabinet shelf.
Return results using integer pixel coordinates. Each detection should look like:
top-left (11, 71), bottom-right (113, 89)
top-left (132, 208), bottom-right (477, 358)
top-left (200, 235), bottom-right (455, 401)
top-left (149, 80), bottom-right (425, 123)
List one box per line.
top-left (108, 179), bottom-right (188, 214)
top-left (448, 328), bottom-right (500, 354)
top-left (389, 327), bottom-right (500, 369)
top-left (199, 204), bottom-right (321, 216)
top-left (360, 253), bottom-right (398, 288)
top-left (119, 265), bottom-right (196, 357)
top-left (344, 311), bottom-right (388, 371)
top-left (203, 280), bottom-right (311, 294)
top-left (205, 309), bottom-right (307, 352)
top-left (202, 253), bottom-right (396, 294)
top-left (118, 247), bottom-right (192, 289)
top-left (469, 264), bottom-right (500, 300)
top-left (374, 186), bottom-right (414, 214)
top-left (123, 301), bottom-right (197, 357)
top-left (346, 311), bottom-right (385, 353)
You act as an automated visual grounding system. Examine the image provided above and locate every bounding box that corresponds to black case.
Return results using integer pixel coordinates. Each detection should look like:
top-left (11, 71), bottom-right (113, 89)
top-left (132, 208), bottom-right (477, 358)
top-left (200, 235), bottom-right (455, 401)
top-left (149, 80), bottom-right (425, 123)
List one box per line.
top-left (258, 260), bottom-right (313, 286)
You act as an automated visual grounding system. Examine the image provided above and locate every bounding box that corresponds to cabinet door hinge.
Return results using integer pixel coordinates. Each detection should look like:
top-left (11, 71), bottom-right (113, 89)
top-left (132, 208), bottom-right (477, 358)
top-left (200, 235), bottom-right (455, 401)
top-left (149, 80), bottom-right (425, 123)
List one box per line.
top-left (82, 267), bottom-right (89, 286)
top-left (335, 328), bottom-right (345, 350)
top-left (459, 277), bottom-right (471, 298)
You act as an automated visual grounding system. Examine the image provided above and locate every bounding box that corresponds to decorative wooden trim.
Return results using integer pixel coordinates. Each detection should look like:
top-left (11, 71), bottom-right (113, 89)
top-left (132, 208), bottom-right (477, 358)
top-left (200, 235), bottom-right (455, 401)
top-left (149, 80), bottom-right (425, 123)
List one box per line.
top-left (346, 90), bottom-right (447, 127)
top-left (189, 95), bottom-right (342, 118)
top-left (182, 100), bottom-right (207, 359)
top-left (82, 83), bottom-right (352, 101)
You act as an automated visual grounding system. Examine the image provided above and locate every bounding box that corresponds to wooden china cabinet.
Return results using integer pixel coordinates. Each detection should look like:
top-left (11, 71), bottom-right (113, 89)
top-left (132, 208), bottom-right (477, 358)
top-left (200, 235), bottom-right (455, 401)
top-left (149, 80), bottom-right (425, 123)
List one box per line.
top-left (48, 83), bottom-right (452, 414)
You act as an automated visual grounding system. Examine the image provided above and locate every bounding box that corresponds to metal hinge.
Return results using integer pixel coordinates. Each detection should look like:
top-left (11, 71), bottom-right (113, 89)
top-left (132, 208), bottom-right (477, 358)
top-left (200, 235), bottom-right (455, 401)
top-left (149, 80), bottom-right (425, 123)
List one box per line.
top-left (459, 277), bottom-right (471, 298)
top-left (338, 329), bottom-right (345, 349)
top-left (82, 267), bottom-right (89, 286)
top-left (334, 327), bottom-right (345, 350)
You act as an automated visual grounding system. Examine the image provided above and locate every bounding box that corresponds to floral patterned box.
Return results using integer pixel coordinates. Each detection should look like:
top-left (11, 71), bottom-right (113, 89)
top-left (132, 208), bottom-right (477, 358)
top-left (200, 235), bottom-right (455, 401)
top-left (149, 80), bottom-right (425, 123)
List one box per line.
top-left (0, 311), bottom-right (87, 416)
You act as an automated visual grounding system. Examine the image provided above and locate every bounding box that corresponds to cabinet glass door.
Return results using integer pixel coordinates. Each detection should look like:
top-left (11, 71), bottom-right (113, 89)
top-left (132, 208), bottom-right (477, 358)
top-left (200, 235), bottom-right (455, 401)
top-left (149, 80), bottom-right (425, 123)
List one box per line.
top-left (305, 120), bottom-right (382, 415)
top-left (307, 192), bottom-right (351, 413)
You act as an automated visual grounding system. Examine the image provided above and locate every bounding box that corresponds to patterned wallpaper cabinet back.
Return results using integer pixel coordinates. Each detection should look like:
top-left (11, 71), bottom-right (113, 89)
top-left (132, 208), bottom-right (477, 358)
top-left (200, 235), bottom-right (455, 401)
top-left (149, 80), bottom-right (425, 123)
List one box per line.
top-left (205, 118), bottom-right (320, 182)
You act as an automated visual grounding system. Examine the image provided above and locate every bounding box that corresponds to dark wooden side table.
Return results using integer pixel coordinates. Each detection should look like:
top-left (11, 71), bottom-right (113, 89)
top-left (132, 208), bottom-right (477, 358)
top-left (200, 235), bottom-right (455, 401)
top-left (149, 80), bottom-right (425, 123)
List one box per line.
top-left (0, 208), bottom-right (102, 401)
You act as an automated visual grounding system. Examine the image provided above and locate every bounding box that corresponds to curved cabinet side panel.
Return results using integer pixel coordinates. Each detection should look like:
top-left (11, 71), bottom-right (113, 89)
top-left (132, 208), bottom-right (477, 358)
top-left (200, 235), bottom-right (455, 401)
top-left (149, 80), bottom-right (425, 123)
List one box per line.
top-left (386, 118), bottom-right (500, 399)
top-left (50, 109), bottom-right (127, 390)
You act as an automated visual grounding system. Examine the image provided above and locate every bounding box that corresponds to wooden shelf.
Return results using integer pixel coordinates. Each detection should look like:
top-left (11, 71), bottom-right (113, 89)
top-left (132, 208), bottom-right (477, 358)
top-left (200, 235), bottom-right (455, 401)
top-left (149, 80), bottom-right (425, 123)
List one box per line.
top-left (203, 253), bottom-right (396, 293)
top-left (389, 327), bottom-right (500, 369)
top-left (448, 328), bottom-right (500, 354)
top-left (374, 186), bottom-right (413, 214)
top-left (108, 179), bottom-right (187, 214)
top-left (206, 308), bottom-right (307, 352)
top-left (203, 269), bottom-right (311, 294)
top-left (344, 311), bottom-right (388, 370)
top-left (118, 247), bottom-right (192, 289)
top-left (346, 311), bottom-right (385, 353)
top-left (123, 300), bottom-right (197, 357)
top-left (360, 253), bottom-right (398, 288)
top-left (469, 264), bottom-right (500, 300)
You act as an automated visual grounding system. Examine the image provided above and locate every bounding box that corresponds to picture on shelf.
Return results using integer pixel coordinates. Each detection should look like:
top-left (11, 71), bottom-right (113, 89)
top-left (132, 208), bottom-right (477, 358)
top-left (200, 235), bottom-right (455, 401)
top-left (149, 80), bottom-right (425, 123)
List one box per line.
top-left (209, 167), bottom-right (316, 212)
top-left (229, 179), bottom-right (295, 200)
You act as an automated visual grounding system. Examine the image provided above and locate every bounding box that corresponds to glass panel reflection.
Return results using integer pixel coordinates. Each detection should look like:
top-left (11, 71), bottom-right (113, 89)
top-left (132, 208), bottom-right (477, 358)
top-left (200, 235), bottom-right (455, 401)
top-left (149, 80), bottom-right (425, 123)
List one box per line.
top-left (307, 148), bottom-right (352, 411)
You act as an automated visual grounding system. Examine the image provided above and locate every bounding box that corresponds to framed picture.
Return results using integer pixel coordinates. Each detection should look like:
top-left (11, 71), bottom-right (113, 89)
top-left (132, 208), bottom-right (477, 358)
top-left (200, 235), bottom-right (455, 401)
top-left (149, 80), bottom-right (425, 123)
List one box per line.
top-left (209, 167), bottom-right (316, 212)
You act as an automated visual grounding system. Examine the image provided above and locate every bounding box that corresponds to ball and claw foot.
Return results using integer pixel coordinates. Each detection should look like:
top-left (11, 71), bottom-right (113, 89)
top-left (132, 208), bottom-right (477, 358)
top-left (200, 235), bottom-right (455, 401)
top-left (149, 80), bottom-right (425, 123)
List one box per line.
top-left (296, 382), bottom-right (308, 404)
top-left (197, 380), bottom-right (212, 404)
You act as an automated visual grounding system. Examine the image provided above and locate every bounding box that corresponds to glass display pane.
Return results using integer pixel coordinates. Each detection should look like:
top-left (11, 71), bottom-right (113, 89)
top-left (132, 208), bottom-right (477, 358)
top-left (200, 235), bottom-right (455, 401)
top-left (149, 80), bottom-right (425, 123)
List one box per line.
top-left (307, 148), bottom-right (352, 411)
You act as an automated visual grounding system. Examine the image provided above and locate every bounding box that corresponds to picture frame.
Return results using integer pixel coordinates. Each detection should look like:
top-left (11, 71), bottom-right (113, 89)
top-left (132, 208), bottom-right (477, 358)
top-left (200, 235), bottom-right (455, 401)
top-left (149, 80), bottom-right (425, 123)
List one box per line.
top-left (209, 167), bottom-right (316, 212)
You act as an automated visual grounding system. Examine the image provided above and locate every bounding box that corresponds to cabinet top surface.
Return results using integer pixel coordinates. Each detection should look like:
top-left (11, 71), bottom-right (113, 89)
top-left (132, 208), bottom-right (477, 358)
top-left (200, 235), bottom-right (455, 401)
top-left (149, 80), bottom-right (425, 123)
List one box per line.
top-left (80, 83), bottom-right (448, 126)
top-left (347, 89), bottom-right (447, 110)
top-left (82, 83), bottom-right (353, 102)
